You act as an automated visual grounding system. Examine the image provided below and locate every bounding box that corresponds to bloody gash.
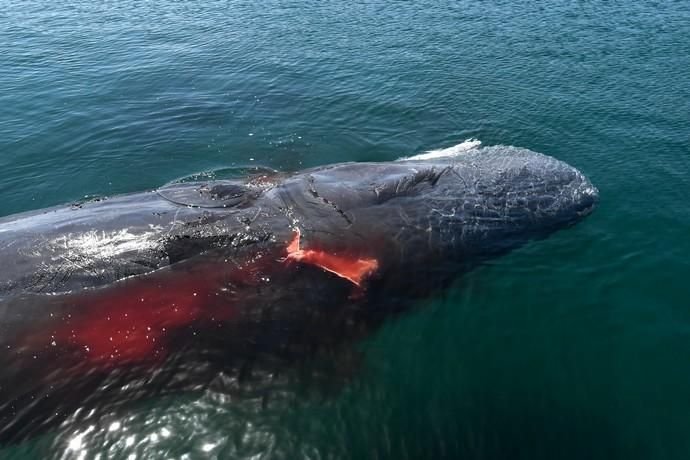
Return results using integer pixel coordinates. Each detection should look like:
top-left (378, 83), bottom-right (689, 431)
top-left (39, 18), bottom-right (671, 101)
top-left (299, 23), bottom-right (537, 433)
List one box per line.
top-left (0, 142), bottom-right (597, 442)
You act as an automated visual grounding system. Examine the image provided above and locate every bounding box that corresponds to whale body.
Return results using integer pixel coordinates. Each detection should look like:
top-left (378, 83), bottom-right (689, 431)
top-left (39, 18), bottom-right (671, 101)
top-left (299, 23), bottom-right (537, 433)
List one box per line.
top-left (0, 143), bottom-right (597, 442)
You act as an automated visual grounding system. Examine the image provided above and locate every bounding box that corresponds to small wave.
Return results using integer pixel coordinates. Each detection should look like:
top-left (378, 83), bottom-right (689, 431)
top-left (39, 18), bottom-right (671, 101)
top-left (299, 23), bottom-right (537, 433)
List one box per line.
top-left (400, 139), bottom-right (482, 161)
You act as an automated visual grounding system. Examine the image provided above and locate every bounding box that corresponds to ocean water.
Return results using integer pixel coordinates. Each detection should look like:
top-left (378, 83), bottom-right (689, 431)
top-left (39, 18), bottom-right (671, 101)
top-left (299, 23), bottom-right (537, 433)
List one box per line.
top-left (1, 1), bottom-right (689, 458)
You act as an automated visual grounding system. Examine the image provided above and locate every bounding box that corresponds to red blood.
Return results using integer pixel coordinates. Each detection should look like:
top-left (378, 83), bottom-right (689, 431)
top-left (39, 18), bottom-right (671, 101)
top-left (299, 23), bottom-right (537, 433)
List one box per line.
top-left (69, 281), bottom-right (207, 363)
top-left (49, 261), bottom-right (252, 366)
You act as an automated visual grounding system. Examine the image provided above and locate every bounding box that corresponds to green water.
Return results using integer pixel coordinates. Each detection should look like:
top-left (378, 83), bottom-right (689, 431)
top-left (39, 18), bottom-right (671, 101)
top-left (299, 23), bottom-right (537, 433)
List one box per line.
top-left (1, 1), bottom-right (689, 458)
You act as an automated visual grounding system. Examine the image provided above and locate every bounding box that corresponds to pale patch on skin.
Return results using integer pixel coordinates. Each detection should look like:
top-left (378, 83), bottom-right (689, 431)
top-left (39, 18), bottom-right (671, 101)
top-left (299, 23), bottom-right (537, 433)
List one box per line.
top-left (400, 139), bottom-right (481, 161)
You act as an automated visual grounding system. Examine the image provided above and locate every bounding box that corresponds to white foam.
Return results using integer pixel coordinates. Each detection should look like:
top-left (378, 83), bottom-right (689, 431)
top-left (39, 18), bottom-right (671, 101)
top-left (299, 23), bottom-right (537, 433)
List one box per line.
top-left (400, 139), bottom-right (481, 161)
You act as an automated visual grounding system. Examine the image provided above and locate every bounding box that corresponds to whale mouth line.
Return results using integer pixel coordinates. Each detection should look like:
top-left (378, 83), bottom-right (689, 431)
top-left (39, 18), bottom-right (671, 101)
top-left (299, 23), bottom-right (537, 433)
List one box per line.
top-left (577, 182), bottom-right (600, 216)
top-left (577, 196), bottom-right (598, 217)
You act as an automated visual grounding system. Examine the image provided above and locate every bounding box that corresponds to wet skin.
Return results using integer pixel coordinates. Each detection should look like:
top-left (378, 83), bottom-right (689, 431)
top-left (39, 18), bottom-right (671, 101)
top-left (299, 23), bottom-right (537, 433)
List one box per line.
top-left (0, 145), bottom-right (597, 442)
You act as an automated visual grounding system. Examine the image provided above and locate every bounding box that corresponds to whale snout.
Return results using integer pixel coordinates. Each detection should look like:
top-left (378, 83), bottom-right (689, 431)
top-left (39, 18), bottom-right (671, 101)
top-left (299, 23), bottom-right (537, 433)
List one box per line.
top-left (487, 147), bottom-right (598, 226)
top-left (572, 171), bottom-right (599, 218)
top-left (418, 146), bottom-right (599, 249)
top-left (545, 165), bottom-right (598, 227)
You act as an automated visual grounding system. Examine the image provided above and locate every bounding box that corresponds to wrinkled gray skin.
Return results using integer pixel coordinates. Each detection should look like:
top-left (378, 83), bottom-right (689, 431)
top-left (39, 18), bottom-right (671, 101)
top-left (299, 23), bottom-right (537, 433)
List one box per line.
top-left (0, 145), bottom-right (596, 299)
top-left (0, 145), bottom-right (597, 443)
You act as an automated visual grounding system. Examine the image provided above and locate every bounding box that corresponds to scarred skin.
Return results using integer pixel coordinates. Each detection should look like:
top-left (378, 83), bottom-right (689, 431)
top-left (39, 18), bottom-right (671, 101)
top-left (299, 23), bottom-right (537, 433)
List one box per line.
top-left (0, 144), bottom-right (597, 442)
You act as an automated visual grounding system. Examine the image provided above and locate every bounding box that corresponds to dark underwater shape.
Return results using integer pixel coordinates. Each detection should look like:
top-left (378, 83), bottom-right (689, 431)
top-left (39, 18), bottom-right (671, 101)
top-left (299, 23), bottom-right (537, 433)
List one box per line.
top-left (0, 142), bottom-right (597, 443)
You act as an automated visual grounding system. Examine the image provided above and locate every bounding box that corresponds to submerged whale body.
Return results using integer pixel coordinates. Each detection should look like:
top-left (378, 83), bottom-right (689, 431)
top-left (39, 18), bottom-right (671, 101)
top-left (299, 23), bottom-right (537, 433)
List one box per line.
top-left (0, 142), bottom-right (597, 442)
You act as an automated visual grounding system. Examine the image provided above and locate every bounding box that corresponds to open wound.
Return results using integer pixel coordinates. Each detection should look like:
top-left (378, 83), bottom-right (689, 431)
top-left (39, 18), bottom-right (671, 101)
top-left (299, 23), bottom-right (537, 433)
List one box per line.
top-left (285, 228), bottom-right (379, 286)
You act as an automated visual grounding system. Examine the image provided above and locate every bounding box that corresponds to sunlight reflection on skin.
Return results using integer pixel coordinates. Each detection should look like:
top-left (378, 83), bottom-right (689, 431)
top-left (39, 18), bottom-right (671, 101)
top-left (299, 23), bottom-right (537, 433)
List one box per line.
top-left (52, 227), bottom-right (163, 260)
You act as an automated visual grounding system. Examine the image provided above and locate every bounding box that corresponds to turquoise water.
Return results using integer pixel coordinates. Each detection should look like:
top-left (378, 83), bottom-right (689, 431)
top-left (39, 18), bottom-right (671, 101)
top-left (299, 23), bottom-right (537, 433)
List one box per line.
top-left (1, 1), bottom-right (689, 458)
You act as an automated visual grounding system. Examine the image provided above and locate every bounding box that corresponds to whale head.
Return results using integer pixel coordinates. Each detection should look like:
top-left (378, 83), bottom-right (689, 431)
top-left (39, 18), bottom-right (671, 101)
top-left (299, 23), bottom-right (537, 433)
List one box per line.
top-left (274, 143), bottom-right (598, 290)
